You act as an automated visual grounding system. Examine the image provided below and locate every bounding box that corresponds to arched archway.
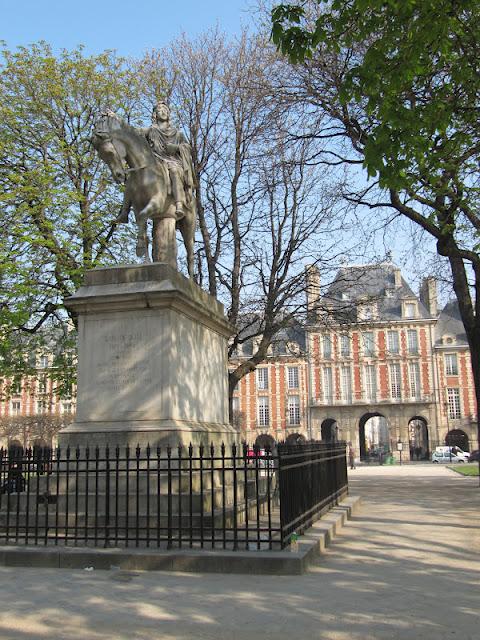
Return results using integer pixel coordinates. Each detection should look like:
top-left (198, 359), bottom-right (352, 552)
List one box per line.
top-left (321, 418), bottom-right (338, 442)
top-left (359, 413), bottom-right (390, 460)
top-left (445, 429), bottom-right (470, 451)
top-left (408, 417), bottom-right (430, 460)
top-left (254, 433), bottom-right (275, 451)
top-left (285, 433), bottom-right (306, 445)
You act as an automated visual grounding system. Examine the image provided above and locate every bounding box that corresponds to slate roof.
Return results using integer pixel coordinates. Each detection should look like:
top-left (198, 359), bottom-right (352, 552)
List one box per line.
top-left (435, 300), bottom-right (468, 346)
top-left (324, 264), bottom-right (432, 322)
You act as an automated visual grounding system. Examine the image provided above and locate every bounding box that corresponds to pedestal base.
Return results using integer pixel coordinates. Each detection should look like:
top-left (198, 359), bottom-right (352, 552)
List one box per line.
top-left (60, 263), bottom-right (238, 450)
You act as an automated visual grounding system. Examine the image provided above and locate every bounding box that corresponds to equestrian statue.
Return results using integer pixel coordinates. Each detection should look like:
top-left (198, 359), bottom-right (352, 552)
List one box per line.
top-left (91, 102), bottom-right (196, 277)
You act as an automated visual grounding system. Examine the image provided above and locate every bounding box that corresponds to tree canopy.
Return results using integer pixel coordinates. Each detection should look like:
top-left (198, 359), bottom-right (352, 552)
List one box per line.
top-left (0, 43), bottom-right (142, 387)
top-left (271, 0), bottom-right (480, 444)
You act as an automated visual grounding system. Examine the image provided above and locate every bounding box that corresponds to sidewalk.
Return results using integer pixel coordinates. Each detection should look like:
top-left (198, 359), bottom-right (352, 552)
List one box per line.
top-left (0, 465), bottom-right (478, 640)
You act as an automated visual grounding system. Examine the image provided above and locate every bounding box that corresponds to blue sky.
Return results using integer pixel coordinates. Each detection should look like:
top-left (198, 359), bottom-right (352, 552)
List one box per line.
top-left (1, 0), bottom-right (255, 56)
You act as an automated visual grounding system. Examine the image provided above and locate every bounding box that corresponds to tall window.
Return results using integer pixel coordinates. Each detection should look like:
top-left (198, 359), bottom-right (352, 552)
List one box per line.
top-left (407, 329), bottom-right (418, 354)
top-left (11, 401), bottom-right (21, 415)
top-left (364, 365), bottom-right (377, 401)
top-left (447, 388), bottom-right (461, 419)
top-left (409, 362), bottom-right (421, 399)
top-left (323, 367), bottom-right (333, 403)
top-left (232, 397), bottom-right (240, 413)
top-left (37, 400), bottom-right (48, 415)
top-left (387, 330), bottom-right (399, 354)
top-left (258, 396), bottom-right (270, 426)
top-left (257, 368), bottom-right (268, 390)
top-left (62, 402), bottom-right (73, 415)
top-left (39, 354), bottom-right (49, 368)
top-left (340, 334), bottom-right (350, 357)
top-left (322, 334), bottom-right (332, 359)
top-left (389, 363), bottom-right (402, 399)
top-left (363, 331), bottom-right (375, 357)
top-left (38, 376), bottom-right (48, 394)
top-left (340, 366), bottom-right (352, 402)
top-left (287, 366), bottom-right (299, 389)
top-left (10, 379), bottom-right (22, 395)
top-left (445, 354), bottom-right (458, 376)
top-left (288, 395), bottom-right (301, 425)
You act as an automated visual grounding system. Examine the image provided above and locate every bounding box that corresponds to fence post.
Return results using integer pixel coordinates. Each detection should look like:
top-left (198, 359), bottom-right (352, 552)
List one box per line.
top-left (104, 445), bottom-right (110, 548)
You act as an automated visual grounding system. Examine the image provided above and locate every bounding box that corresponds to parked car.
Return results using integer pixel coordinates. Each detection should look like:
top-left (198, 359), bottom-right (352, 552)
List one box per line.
top-left (468, 450), bottom-right (480, 463)
top-left (432, 450), bottom-right (465, 463)
top-left (434, 446), bottom-right (470, 462)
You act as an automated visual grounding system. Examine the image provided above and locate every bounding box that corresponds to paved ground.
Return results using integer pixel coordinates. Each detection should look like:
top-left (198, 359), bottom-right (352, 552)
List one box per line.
top-left (0, 464), bottom-right (478, 640)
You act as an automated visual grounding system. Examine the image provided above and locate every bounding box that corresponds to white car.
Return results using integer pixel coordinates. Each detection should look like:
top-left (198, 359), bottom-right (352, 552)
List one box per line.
top-left (434, 446), bottom-right (470, 462)
top-left (432, 450), bottom-right (467, 463)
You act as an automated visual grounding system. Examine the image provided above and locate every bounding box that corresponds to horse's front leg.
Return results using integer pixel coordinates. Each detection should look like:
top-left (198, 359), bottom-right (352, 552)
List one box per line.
top-left (135, 215), bottom-right (151, 263)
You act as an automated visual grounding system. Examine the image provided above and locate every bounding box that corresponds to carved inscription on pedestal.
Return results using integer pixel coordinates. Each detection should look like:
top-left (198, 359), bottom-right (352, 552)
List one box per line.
top-left (96, 331), bottom-right (145, 394)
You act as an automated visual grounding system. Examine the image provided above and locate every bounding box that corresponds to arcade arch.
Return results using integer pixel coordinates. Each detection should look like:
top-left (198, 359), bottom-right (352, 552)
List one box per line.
top-left (359, 413), bottom-right (390, 460)
top-left (285, 433), bottom-right (306, 445)
top-left (254, 434), bottom-right (275, 451)
top-left (445, 429), bottom-right (470, 451)
top-left (320, 418), bottom-right (338, 442)
top-left (408, 417), bottom-right (429, 460)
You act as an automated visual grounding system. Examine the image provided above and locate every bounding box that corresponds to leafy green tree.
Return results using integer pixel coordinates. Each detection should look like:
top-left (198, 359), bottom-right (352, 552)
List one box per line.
top-left (271, 0), bottom-right (480, 451)
top-left (0, 43), bottom-right (142, 392)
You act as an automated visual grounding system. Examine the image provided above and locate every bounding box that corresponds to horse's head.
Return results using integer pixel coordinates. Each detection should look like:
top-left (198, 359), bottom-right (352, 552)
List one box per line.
top-left (91, 113), bottom-right (127, 184)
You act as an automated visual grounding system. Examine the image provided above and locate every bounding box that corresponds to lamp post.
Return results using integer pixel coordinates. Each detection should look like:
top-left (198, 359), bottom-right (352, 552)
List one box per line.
top-left (397, 438), bottom-right (403, 465)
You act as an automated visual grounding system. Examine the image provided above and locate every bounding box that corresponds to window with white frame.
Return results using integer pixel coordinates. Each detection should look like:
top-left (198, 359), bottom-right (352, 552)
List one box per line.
top-left (389, 363), bottom-right (402, 399)
top-left (39, 354), bottom-right (49, 368)
top-left (257, 368), bottom-right (268, 390)
top-left (11, 401), bottom-right (21, 415)
top-left (364, 365), bottom-right (377, 401)
top-left (323, 367), bottom-right (333, 403)
top-left (62, 402), bottom-right (73, 415)
top-left (404, 302), bottom-right (417, 319)
top-left (387, 330), bottom-right (399, 354)
top-left (447, 388), bottom-right (461, 419)
top-left (322, 334), bottom-right (332, 359)
top-left (38, 375), bottom-right (48, 394)
top-left (258, 396), bottom-right (270, 426)
top-left (340, 334), bottom-right (350, 357)
top-left (288, 395), bottom-right (301, 425)
top-left (409, 362), bottom-right (421, 399)
top-left (340, 366), bottom-right (352, 402)
top-left (407, 329), bottom-right (418, 354)
top-left (445, 353), bottom-right (458, 376)
top-left (363, 331), bottom-right (375, 357)
top-left (287, 366), bottom-right (299, 389)
top-left (37, 400), bottom-right (48, 415)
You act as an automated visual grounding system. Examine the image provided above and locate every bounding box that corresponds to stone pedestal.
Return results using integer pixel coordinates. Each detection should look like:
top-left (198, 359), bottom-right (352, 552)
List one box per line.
top-left (59, 263), bottom-right (238, 450)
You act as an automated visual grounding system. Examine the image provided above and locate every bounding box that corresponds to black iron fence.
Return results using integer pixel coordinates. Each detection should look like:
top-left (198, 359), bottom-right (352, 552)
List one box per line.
top-left (0, 442), bottom-right (347, 551)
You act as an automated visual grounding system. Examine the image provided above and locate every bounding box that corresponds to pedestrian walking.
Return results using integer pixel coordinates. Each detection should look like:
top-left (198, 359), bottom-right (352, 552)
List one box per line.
top-left (348, 443), bottom-right (356, 470)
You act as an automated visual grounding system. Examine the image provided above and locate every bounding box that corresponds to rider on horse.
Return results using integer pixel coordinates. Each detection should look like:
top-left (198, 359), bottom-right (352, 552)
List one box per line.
top-left (115, 101), bottom-right (194, 223)
top-left (145, 101), bottom-right (194, 219)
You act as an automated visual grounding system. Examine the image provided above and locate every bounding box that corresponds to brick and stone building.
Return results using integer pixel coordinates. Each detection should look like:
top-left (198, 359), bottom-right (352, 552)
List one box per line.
top-left (231, 264), bottom-right (477, 457)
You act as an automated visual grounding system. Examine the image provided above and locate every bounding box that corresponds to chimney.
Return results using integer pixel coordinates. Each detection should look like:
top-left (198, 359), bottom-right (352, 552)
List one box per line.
top-left (305, 264), bottom-right (321, 313)
top-left (420, 277), bottom-right (438, 317)
top-left (393, 267), bottom-right (402, 288)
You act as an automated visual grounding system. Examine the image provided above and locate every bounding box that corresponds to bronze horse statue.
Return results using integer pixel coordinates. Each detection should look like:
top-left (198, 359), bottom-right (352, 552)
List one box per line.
top-left (91, 113), bottom-right (196, 277)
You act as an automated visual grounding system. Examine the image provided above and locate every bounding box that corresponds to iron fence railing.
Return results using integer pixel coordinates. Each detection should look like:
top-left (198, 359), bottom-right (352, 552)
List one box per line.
top-left (0, 442), bottom-right (347, 551)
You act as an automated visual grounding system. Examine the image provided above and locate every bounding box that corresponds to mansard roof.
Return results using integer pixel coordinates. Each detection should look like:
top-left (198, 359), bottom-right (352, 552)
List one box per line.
top-left (324, 264), bottom-right (432, 322)
top-left (435, 300), bottom-right (468, 347)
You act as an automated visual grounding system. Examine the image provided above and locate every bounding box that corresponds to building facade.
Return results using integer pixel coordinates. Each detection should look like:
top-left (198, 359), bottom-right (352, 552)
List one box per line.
top-left (232, 264), bottom-right (477, 457)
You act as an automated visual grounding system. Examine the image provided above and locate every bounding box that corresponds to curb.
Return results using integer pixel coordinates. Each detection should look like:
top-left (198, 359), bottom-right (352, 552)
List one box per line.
top-left (0, 495), bottom-right (361, 575)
